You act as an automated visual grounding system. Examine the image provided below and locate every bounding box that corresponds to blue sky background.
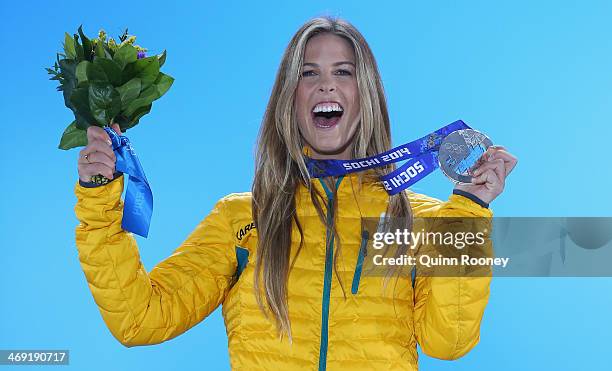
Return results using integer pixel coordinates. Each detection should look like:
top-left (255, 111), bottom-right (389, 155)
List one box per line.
top-left (1, 0), bottom-right (612, 370)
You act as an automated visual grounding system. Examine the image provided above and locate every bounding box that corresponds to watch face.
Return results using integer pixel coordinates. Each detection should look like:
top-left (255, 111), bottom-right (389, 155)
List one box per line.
top-left (438, 129), bottom-right (493, 184)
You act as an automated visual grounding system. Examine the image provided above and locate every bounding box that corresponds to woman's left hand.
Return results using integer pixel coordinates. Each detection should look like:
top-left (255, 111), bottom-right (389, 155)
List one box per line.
top-left (453, 145), bottom-right (518, 204)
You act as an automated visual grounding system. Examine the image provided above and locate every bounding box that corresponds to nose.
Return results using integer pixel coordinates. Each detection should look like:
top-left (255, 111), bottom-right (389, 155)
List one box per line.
top-left (318, 75), bottom-right (336, 93)
top-left (319, 85), bottom-right (335, 92)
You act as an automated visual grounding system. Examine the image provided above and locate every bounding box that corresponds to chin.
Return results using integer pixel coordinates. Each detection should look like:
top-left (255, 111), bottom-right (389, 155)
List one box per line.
top-left (309, 140), bottom-right (348, 155)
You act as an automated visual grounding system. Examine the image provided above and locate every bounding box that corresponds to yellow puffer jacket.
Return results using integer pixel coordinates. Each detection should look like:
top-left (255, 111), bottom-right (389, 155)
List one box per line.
top-left (74, 172), bottom-right (492, 370)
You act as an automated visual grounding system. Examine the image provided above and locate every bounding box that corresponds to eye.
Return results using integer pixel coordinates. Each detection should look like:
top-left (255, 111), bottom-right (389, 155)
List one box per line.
top-left (301, 70), bottom-right (316, 77)
top-left (335, 69), bottom-right (352, 76)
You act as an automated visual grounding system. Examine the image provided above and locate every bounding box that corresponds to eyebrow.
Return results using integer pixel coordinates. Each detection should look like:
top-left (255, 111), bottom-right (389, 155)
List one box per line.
top-left (303, 61), bottom-right (356, 68)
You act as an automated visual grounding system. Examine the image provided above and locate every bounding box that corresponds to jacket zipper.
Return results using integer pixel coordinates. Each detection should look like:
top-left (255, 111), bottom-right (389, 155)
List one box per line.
top-left (317, 176), bottom-right (343, 371)
top-left (351, 230), bottom-right (369, 295)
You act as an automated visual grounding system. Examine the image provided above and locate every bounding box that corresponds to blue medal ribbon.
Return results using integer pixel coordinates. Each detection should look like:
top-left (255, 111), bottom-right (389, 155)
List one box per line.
top-left (104, 127), bottom-right (153, 237)
top-left (305, 120), bottom-right (470, 195)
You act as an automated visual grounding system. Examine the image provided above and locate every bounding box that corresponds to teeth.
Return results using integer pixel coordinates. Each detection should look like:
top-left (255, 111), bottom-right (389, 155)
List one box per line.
top-left (313, 102), bottom-right (343, 113)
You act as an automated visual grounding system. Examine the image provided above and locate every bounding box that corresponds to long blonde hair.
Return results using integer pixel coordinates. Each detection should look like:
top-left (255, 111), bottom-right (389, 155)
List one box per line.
top-left (252, 15), bottom-right (412, 341)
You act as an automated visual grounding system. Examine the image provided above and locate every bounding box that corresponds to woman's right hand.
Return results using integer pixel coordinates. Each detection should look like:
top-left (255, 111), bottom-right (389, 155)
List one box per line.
top-left (78, 123), bottom-right (123, 182)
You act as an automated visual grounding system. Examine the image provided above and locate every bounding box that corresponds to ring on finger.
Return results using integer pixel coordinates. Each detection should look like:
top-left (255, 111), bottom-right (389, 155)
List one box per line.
top-left (83, 153), bottom-right (91, 163)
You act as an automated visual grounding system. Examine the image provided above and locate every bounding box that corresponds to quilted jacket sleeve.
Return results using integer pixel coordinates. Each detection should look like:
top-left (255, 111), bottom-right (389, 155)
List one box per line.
top-left (411, 193), bottom-right (493, 360)
top-left (74, 175), bottom-right (237, 347)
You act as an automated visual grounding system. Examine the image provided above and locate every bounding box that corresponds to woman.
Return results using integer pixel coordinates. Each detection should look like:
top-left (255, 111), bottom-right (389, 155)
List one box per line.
top-left (75, 16), bottom-right (517, 370)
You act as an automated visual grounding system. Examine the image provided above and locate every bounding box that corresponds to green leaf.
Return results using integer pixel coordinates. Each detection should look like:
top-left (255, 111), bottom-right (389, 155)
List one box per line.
top-left (76, 60), bottom-right (108, 86)
top-left (88, 83), bottom-right (121, 126)
top-left (58, 59), bottom-right (78, 109)
top-left (102, 43), bottom-right (114, 58)
top-left (132, 103), bottom-right (152, 122)
top-left (94, 58), bottom-right (122, 86)
top-left (118, 28), bottom-right (129, 43)
top-left (75, 61), bottom-right (89, 85)
top-left (154, 72), bottom-right (174, 98)
top-left (75, 113), bottom-right (92, 129)
top-left (113, 44), bottom-right (137, 69)
top-left (78, 25), bottom-right (93, 61)
top-left (58, 121), bottom-right (88, 150)
top-left (121, 72), bottom-right (173, 117)
top-left (126, 104), bottom-right (152, 130)
top-left (116, 77), bottom-right (141, 108)
top-left (63, 33), bottom-right (76, 59)
top-left (122, 56), bottom-right (160, 89)
top-left (87, 63), bottom-right (108, 82)
top-left (69, 88), bottom-right (95, 129)
top-left (124, 84), bottom-right (158, 117)
top-left (95, 41), bottom-right (106, 58)
top-left (157, 50), bottom-right (167, 67)
top-left (113, 114), bottom-right (130, 131)
top-left (74, 34), bottom-right (84, 60)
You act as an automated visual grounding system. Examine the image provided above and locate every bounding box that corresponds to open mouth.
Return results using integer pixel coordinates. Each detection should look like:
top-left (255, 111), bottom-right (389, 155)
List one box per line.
top-left (311, 102), bottom-right (344, 129)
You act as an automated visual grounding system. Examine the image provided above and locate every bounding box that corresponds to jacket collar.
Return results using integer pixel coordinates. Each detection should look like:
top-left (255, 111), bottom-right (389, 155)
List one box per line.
top-left (300, 171), bottom-right (386, 201)
top-left (300, 144), bottom-right (387, 200)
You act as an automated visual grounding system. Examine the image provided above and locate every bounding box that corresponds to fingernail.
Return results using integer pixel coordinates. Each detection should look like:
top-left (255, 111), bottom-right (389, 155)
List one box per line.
top-left (107, 139), bottom-right (112, 146)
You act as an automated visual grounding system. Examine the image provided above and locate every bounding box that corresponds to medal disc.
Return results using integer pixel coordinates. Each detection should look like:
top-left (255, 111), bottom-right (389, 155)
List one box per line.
top-left (438, 129), bottom-right (493, 184)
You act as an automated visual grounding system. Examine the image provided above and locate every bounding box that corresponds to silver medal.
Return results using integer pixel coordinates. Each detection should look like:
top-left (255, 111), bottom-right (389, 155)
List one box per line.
top-left (438, 129), bottom-right (493, 184)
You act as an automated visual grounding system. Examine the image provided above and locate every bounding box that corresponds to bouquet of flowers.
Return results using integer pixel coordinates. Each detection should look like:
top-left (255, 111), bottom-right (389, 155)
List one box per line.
top-left (47, 26), bottom-right (173, 150)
